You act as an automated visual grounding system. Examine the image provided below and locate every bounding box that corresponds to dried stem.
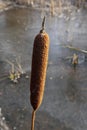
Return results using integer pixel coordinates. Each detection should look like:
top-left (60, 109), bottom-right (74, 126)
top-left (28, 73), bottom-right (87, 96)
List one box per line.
top-left (62, 45), bottom-right (87, 54)
top-left (5, 59), bottom-right (15, 73)
top-left (31, 110), bottom-right (36, 130)
top-left (42, 16), bottom-right (45, 30)
top-left (16, 57), bottom-right (24, 74)
top-left (40, 16), bottom-right (45, 33)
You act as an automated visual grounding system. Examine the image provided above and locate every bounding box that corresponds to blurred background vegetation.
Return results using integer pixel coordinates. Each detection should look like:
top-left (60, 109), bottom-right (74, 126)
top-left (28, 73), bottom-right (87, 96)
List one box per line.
top-left (3, 0), bottom-right (87, 8)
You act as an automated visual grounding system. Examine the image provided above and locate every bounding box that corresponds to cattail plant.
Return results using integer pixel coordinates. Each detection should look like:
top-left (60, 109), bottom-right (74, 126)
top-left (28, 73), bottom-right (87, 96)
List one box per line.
top-left (30, 16), bottom-right (50, 130)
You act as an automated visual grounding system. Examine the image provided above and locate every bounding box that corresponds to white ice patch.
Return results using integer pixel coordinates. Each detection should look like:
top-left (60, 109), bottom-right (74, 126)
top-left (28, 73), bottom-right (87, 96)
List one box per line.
top-left (0, 108), bottom-right (10, 130)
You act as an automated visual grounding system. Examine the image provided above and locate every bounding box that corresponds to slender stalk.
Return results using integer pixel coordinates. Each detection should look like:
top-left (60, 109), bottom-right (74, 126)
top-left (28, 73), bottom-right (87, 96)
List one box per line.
top-left (31, 110), bottom-right (36, 130)
top-left (42, 16), bottom-right (45, 30)
top-left (40, 16), bottom-right (45, 33)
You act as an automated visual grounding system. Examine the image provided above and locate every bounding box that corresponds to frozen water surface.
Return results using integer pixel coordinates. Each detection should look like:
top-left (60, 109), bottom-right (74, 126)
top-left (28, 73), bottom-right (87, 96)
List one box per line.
top-left (0, 7), bottom-right (87, 130)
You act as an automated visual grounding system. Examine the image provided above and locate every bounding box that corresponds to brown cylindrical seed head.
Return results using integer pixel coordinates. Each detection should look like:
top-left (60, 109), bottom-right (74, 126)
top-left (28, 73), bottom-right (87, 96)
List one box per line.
top-left (30, 31), bottom-right (49, 111)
